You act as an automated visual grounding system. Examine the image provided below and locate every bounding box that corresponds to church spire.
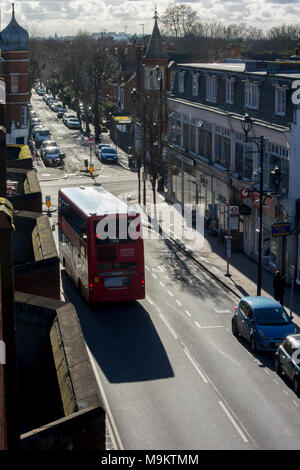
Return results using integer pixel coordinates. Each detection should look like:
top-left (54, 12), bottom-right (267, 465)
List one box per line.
top-left (145, 7), bottom-right (167, 59)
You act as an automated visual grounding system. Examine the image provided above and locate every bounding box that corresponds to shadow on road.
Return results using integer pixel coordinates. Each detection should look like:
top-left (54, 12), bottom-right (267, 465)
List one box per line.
top-left (155, 237), bottom-right (234, 302)
top-left (61, 270), bottom-right (174, 383)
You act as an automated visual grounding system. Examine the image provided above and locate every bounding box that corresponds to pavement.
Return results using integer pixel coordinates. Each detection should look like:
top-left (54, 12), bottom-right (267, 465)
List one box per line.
top-left (96, 130), bottom-right (300, 328)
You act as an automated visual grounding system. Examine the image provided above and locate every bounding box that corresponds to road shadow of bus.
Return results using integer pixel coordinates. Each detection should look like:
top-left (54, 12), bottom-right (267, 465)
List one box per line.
top-left (61, 270), bottom-right (174, 383)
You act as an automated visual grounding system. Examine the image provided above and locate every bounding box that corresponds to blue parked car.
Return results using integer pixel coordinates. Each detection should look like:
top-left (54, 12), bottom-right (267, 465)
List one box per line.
top-left (99, 147), bottom-right (118, 163)
top-left (232, 296), bottom-right (296, 352)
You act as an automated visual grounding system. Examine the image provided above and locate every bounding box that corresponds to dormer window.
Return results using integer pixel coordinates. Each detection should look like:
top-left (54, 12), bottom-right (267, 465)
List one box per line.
top-left (206, 76), bottom-right (217, 102)
top-left (226, 79), bottom-right (234, 104)
top-left (179, 71), bottom-right (185, 93)
top-left (275, 86), bottom-right (286, 116)
top-left (245, 82), bottom-right (259, 109)
top-left (192, 73), bottom-right (199, 96)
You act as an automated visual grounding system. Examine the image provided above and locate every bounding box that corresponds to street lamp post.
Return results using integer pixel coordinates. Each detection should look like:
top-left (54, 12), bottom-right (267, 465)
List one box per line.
top-left (241, 114), bottom-right (265, 296)
top-left (131, 88), bottom-right (142, 204)
top-left (155, 65), bottom-right (164, 193)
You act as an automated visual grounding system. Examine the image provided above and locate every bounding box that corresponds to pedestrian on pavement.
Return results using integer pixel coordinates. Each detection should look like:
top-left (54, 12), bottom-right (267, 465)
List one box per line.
top-left (273, 270), bottom-right (286, 306)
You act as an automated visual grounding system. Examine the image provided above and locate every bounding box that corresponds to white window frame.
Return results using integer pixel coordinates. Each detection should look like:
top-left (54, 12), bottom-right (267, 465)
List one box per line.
top-left (192, 73), bottom-right (199, 96)
top-left (245, 82), bottom-right (259, 109)
top-left (206, 77), bottom-right (217, 102)
top-left (226, 79), bottom-right (234, 104)
top-left (11, 74), bottom-right (19, 94)
top-left (179, 71), bottom-right (185, 93)
top-left (275, 86), bottom-right (286, 116)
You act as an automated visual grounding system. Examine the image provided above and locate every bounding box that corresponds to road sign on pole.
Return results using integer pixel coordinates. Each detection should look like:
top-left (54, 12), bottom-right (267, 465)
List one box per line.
top-left (45, 195), bottom-right (51, 209)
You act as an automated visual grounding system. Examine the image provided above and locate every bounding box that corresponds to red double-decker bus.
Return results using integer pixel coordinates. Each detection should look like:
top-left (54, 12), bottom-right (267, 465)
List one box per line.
top-left (58, 186), bottom-right (145, 303)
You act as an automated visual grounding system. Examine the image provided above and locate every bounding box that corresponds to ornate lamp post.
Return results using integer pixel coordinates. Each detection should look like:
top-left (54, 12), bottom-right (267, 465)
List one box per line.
top-left (241, 114), bottom-right (265, 296)
top-left (131, 87), bottom-right (142, 204)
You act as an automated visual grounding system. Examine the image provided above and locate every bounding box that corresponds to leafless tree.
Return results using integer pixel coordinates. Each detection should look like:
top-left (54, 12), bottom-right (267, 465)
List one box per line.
top-left (160, 2), bottom-right (199, 38)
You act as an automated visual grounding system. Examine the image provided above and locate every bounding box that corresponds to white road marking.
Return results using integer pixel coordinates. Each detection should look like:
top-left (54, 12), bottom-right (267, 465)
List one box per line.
top-left (273, 378), bottom-right (279, 385)
top-left (198, 325), bottom-right (224, 329)
top-left (264, 369), bottom-right (271, 375)
top-left (215, 309), bottom-right (231, 314)
top-left (185, 310), bottom-right (191, 317)
top-left (183, 348), bottom-right (208, 384)
top-left (145, 265), bottom-right (150, 271)
top-left (159, 314), bottom-right (178, 339)
top-left (152, 273), bottom-right (157, 279)
top-left (195, 321), bottom-right (201, 328)
top-left (218, 401), bottom-right (249, 444)
top-left (86, 345), bottom-right (124, 450)
top-left (160, 281), bottom-right (165, 288)
top-left (282, 389), bottom-right (289, 396)
top-left (176, 299), bottom-right (182, 306)
top-left (293, 400), bottom-right (299, 408)
top-left (167, 290), bottom-right (174, 297)
top-left (146, 296), bottom-right (154, 305)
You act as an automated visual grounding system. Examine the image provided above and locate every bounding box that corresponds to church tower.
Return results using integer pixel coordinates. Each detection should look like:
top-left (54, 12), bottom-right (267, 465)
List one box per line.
top-left (143, 6), bottom-right (168, 92)
top-left (0, 4), bottom-right (29, 144)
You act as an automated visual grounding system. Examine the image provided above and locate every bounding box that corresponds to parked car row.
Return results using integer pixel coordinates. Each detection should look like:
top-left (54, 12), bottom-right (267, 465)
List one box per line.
top-left (232, 296), bottom-right (300, 395)
top-left (30, 91), bottom-right (65, 167)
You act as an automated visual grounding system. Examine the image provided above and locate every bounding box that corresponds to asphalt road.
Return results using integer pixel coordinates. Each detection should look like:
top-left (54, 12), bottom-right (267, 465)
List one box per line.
top-left (31, 91), bottom-right (300, 450)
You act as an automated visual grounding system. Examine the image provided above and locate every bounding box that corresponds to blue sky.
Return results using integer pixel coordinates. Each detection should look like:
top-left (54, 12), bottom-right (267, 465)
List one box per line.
top-left (0, 0), bottom-right (299, 37)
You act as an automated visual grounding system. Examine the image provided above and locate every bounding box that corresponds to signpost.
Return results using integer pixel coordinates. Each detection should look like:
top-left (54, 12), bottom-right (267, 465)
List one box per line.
top-left (45, 195), bottom-right (51, 211)
top-left (87, 137), bottom-right (95, 169)
top-left (290, 264), bottom-right (296, 317)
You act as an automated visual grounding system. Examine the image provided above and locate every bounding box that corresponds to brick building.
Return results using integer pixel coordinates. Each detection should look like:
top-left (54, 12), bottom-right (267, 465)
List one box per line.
top-left (0, 4), bottom-right (29, 144)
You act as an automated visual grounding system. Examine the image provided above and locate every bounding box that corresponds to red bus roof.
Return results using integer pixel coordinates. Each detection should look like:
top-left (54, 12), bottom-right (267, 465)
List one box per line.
top-left (59, 186), bottom-right (135, 218)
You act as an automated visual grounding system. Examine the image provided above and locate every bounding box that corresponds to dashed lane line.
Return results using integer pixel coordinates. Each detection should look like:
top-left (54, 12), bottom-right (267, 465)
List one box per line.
top-left (218, 401), bottom-right (249, 444)
top-left (167, 290), bottom-right (174, 297)
top-left (176, 299), bottom-right (182, 306)
top-left (183, 348), bottom-right (208, 384)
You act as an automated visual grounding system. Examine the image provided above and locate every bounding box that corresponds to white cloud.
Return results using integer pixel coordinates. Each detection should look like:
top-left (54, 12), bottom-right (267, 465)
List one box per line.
top-left (0, 0), bottom-right (298, 37)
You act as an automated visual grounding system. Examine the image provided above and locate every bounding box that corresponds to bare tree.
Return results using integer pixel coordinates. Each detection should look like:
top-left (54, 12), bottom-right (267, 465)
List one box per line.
top-left (160, 2), bottom-right (199, 37)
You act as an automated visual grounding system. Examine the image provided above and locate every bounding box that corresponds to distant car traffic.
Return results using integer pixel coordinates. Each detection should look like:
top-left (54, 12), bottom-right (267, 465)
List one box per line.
top-left (232, 296), bottom-right (295, 352)
top-left (42, 146), bottom-right (64, 167)
top-left (99, 146), bottom-right (118, 163)
top-left (66, 117), bottom-right (81, 129)
top-left (34, 128), bottom-right (51, 148)
top-left (275, 334), bottom-right (300, 395)
top-left (29, 117), bottom-right (41, 130)
top-left (57, 108), bottom-right (67, 118)
top-left (40, 140), bottom-right (58, 157)
top-left (63, 113), bottom-right (76, 125)
top-left (95, 143), bottom-right (112, 158)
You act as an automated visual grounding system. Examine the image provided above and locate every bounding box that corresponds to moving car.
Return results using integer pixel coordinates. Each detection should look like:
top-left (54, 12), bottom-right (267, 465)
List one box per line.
top-left (99, 146), bottom-right (118, 163)
top-left (95, 143), bottom-right (111, 158)
top-left (42, 146), bottom-right (64, 167)
top-left (66, 117), bottom-right (81, 129)
top-left (232, 296), bottom-right (295, 352)
top-left (34, 128), bottom-right (51, 148)
top-left (275, 334), bottom-right (300, 395)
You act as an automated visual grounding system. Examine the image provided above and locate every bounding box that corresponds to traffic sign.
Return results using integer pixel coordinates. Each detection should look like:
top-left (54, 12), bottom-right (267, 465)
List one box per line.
top-left (229, 206), bottom-right (239, 215)
top-left (45, 195), bottom-right (51, 209)
top-left (87, 137), bottom-right (95, 146)
top-left (240, 189), bottom-right (250, 199)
